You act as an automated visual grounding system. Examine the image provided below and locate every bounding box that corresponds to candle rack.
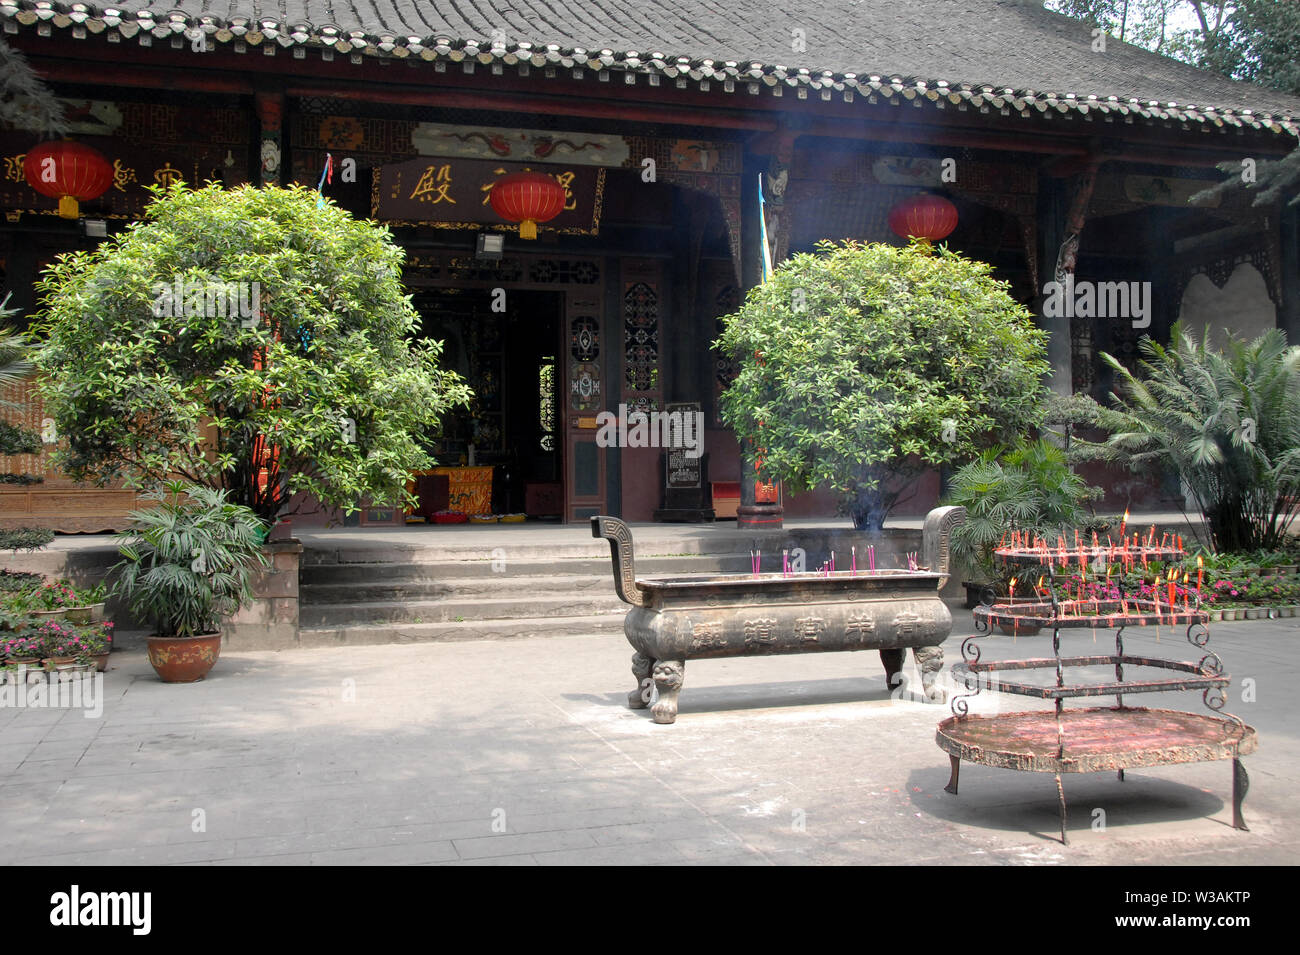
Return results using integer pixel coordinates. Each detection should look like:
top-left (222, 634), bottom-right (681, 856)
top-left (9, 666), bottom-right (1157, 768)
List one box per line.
top-left (937, 534), bottom-right (1256, 845)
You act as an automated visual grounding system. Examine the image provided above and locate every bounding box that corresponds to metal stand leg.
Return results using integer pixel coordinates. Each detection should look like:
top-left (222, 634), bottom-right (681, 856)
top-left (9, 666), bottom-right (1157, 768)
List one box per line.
top-left (1117, 769), bottom-right (1125, 782)
top-left (1055, 774), bottom-right (1069, 846)
top-left (944, 755), bottom-right (960, 795)
top-left (1232, 758), bottom-right (1250, 832)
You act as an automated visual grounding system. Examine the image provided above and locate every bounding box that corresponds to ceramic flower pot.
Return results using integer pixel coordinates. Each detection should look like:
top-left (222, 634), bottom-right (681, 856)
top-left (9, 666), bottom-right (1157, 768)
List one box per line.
top-left (146, 631), bottom-right (222, 683)
top-left (1222, 609), bottom-right (1238, 621)
top-left (31, 609), bottom-right (67, 621)
top-left (89, 651), bottom-right (110, 672)
top-left (64, 603), bottom-right (106, 624)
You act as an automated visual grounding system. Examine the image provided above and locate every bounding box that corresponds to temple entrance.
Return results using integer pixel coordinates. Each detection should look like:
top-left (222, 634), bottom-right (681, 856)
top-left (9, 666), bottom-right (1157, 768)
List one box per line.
top-left (414, 288), bottom-right (564, 518)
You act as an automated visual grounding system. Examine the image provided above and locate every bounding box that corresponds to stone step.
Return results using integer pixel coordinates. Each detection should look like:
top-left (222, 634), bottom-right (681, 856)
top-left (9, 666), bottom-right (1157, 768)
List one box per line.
top-left (299, 525), bottom-right (928, 566)
top-left (300, 593), bottom-right (629, 627)
top-left (300, 574), bottom-right (618, 604)
top-left (297, 553), bottom-right (754, 585)
top-left (298, 613), bottom-right (626, 648)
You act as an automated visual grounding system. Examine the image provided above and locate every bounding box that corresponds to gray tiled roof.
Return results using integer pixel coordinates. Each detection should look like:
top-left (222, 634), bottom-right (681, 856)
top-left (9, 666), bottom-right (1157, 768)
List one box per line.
top-left (4, 0), bottom-right (1297, 130)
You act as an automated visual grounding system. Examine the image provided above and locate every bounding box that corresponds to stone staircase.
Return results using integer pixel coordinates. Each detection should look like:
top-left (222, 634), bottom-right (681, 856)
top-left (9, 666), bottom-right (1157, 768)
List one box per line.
top-left (297, 552), bottom-right (755, 647)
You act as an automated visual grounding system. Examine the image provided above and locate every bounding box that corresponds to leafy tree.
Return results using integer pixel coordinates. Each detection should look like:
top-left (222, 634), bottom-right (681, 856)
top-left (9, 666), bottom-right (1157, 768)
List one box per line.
top-left (1073, 325), bottom-right (1300, 552)
top-left (1047, 1), bottom-right (1300, 94)
top-left (715, 239), bottom-right (1051, 530)
top-left (33, 182), bottom-right (472, 526)
top-left (1049, 2), bottom-right (1300, 208)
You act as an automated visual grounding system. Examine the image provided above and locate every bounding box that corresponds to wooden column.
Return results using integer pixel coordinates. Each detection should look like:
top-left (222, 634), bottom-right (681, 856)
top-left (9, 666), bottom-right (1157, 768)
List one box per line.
top-left (1036, 162), bottom-right (1099, 396)
top-left (737, 147), bottom-right (785, 530)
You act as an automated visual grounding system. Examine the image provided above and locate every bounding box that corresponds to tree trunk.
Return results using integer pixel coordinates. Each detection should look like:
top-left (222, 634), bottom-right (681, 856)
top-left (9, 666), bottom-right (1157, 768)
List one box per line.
top-left (851, 487), bottom-right (890, 532)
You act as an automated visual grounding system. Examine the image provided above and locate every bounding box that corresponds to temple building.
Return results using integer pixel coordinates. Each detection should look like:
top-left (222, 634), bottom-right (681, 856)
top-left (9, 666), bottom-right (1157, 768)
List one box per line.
top-left (1, 0), bottom-right (1297, 531)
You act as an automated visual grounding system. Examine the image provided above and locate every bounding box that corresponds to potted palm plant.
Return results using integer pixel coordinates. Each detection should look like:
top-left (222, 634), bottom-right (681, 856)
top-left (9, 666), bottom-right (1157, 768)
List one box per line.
top-left (945, 439), bottom-right (1101, 625)
top-left (112, 481), bottom-right (269, 683)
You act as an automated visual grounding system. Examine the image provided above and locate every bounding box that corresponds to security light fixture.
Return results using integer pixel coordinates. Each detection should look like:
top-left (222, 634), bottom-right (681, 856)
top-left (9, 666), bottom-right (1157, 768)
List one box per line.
top-left (81, 219), bottom-right (108, 238)
top-left (476, 232), bottom-right (504, 260)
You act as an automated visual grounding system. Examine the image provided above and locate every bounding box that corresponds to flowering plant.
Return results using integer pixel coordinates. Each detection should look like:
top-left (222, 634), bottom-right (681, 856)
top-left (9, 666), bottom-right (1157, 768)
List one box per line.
top-left (34, 620), bottom-right (79, 657)
top-left (30, 580), bottom-right (78, 611)
top-left (2, 632), bottom-right (42, 659)
top-left (69, 623), bottom-right (107, 655)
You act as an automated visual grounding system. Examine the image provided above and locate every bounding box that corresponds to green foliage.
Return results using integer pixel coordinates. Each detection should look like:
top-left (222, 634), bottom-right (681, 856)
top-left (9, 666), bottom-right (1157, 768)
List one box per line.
top-left (0, 420), bottom-right (39, 456)
top-left (1075, 325), bottom-right (1300, 552)
top-left (1047, 1), bottom-right (1299, 94)
top-left (715, 239), bottom-right (1050, 529)
top-left (112, 481), bottom-right (269, 639)
top-left (33, 182), bottom-right (472, 525)
top-left (0, 35), bottom-right (68, 136)
top-left (1049, 1), bottom-right (1300, 208)
top-left (945, 439), bottom-right (1101, 582)
top-left (0, 324), bottom-right (33, 398)
top-left (0, 527), bottom-right (53, 552)
top-left (0, 569), bottom-right (42, 593)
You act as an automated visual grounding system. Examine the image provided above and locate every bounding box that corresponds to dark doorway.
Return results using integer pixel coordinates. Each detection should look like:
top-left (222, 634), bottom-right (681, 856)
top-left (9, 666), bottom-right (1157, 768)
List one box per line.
top-left (414, 288), bottom-right (564, 515)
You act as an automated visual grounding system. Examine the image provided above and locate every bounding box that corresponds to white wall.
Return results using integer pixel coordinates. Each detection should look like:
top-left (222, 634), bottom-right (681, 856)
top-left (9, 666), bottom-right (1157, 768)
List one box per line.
top-left (1177, 263), bottom-right (1277, 347)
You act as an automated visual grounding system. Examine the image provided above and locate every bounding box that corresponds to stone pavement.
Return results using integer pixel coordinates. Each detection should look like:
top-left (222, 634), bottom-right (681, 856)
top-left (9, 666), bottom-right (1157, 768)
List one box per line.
top-left (2, 617), bottom-right (1296, 865)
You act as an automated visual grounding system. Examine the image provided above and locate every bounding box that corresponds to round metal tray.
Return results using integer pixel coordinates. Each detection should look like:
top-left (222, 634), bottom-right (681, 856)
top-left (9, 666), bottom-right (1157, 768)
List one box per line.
top-left (936, 707), bottom-right (1256, 774)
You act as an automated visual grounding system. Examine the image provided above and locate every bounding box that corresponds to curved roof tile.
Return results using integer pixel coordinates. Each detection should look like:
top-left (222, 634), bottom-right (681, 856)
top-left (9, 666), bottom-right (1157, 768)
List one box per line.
top-left (3, 0), bottom-right (1297, 132)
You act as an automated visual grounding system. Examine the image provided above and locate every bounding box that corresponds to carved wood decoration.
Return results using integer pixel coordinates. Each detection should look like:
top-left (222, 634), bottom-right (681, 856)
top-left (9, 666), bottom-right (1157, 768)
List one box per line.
top-left (1054, 165), bottom-right (1099, 394)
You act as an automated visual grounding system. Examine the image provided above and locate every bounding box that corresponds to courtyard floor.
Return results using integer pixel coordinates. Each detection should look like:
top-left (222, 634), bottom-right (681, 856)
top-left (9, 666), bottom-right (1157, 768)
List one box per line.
top-left (2, 617), bottom-right (1295, 865)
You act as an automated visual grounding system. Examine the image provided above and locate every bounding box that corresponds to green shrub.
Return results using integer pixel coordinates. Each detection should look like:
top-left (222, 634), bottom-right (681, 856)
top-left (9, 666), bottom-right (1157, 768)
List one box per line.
top-left (1077, 326), bottom-right (1300, 553)
top-left (715, 239), bottom-right (1050, 529)
top-left (34, 182), bottom-right (471, 526)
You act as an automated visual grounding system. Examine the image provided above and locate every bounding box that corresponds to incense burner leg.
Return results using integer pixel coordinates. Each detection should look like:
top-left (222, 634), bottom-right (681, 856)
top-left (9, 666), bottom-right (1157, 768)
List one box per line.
top-left (650, 660), bottom-right (685, 724)
top-left (1055, 773), bottom-right (1069, 846)
top-left (879, 648), bottom-right (906, 693)
top-left (1232, 758), bottom-right (1250, 832)
top-left (1117, 769), bottom-right (1125, 782)
top-left (944, 755), bottom-right (960, 795)
top-left (913, 645), bottom-right (946, 703)
top-left (628, 652), bottom-right (654, 709)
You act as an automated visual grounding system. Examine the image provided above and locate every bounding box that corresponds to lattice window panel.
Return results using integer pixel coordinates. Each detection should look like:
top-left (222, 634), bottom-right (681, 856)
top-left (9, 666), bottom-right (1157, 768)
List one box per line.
top-left (623, 280), bottom-right (660, 396)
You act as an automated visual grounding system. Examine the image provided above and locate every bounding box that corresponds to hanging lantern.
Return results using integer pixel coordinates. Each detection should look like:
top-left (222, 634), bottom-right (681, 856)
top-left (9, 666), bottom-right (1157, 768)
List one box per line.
top-left (888, 192), bottom-right (958, 244)
top-left (23, 140), bottom-right (114, 219)
top-left (489, 170), bottom-right (567, 239)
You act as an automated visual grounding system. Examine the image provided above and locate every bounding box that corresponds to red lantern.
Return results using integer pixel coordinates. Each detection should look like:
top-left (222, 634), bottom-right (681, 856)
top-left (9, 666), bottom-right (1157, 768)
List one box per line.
top-left (888, 193), bottom-right (958, 243)
top-left (489, 171), bottom-right (567, 239)
top-left (23, 140), bottom-right (113, 219)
